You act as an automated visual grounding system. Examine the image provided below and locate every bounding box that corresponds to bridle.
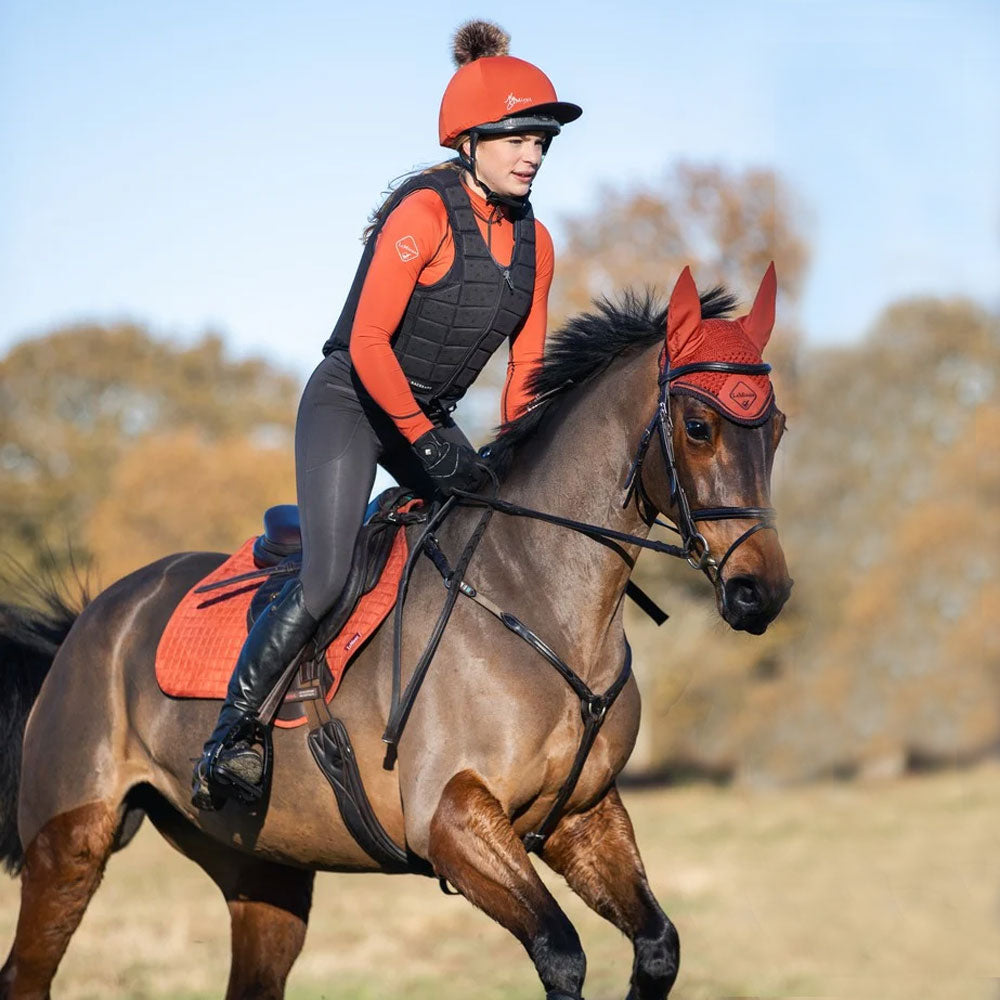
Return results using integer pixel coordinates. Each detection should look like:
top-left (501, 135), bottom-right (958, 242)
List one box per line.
top-left (448, 352), bottom-right (779, 587)
top-left (623, 356), bottom-right (778, 586)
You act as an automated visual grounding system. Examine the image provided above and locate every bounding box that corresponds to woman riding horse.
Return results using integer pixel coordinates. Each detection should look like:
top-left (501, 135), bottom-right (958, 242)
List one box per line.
top-left (191, 20), bottom-right (582, 809)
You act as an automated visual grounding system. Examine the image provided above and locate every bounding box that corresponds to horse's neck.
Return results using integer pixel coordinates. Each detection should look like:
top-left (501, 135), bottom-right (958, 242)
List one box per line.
top-left (491, 347), bottom-right (658, 671)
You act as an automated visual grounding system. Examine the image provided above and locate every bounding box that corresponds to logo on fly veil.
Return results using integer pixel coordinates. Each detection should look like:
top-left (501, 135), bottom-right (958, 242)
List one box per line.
top-left (504, 93), bottom-right (533, 111)
top-left (728, 380), bottom-right (758, 410)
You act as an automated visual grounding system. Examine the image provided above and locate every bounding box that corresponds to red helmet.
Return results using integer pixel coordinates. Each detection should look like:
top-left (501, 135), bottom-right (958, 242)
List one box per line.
top-left (438, 26), bottom-right (581, 148)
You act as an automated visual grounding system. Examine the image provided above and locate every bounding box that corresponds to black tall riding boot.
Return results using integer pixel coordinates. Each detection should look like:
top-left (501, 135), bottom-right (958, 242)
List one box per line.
top-left (191, 577), bottom-right (317, 810)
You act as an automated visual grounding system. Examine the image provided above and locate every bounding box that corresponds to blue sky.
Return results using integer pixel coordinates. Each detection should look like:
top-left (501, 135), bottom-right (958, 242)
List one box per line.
top-left (1, 1), bottom-right (997, 380)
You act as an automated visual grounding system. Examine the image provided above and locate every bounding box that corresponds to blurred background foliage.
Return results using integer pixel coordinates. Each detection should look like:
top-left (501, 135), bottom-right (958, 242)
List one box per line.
top-left (2, 161), bottom-right (996, 786)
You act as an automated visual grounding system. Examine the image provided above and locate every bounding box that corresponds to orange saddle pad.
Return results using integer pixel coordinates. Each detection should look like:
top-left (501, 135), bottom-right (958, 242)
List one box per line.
top-left (155, 530), bottom-right (407, 729)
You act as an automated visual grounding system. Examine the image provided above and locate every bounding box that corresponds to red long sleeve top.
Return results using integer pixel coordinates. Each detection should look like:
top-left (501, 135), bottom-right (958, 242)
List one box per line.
top-left (348, 180), bottom-right (554, 443)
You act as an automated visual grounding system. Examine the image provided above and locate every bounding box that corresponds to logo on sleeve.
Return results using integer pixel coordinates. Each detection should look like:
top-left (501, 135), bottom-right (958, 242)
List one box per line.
top-left (395, 236), bottom-right (419, 262)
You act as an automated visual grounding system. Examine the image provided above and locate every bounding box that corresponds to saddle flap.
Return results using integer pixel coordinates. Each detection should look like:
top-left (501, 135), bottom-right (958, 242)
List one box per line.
top-left (307, 516), bottom-right (399, 653)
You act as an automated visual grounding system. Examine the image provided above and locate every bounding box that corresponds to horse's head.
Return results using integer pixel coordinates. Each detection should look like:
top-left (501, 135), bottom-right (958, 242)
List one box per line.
top-left (635, 265), bottom-right (792, 634)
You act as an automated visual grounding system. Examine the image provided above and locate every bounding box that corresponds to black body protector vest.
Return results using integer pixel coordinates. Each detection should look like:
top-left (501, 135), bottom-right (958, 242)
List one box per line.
top-left (324, 165), bottom-right (536, 411)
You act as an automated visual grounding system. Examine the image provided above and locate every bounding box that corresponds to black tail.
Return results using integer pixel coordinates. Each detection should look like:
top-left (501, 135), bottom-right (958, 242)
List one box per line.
top-left (0, 587), bottom-right (85, 874)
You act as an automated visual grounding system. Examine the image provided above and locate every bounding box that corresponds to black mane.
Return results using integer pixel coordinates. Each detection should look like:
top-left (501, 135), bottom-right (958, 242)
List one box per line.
top-left (485, 286), bottom-right (737, 475)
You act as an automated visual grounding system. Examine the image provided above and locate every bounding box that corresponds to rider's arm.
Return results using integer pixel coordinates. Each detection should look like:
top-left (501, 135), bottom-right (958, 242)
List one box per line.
top-left (501, 220), bottom-right (554, 425)
top-left (349, 190), bottom-right (450, 443)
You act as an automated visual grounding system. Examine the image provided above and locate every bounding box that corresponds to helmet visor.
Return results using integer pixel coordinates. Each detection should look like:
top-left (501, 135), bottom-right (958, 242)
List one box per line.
top-left (472, 101), bottom-right (583, 138)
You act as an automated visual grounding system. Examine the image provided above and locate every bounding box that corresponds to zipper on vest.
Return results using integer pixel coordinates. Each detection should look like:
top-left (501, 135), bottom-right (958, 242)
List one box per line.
top-left (483, 206), bottom-right (515, 292)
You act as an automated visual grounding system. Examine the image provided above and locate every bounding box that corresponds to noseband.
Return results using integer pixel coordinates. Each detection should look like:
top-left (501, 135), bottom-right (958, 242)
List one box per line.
top-left (624, 359), bottom-right (777, 585)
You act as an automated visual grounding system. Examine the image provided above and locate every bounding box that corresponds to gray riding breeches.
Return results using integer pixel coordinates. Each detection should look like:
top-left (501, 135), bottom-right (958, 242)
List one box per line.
top-left (294, 349), bottom-right (472, 619)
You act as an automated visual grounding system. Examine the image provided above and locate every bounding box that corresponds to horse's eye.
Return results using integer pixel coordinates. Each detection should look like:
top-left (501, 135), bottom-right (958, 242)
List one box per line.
top-left (685, 419), bottom-right (711, 442)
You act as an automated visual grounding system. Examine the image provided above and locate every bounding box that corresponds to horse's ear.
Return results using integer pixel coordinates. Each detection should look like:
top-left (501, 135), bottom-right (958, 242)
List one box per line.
top-left (666, 266), bottom-right (704, 359)
top-left (741, 262), bottom-right (777, 354)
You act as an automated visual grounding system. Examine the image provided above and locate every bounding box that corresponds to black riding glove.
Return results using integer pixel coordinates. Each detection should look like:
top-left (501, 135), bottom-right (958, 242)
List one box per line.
top-left (412, 428), bottom-right (490, 495)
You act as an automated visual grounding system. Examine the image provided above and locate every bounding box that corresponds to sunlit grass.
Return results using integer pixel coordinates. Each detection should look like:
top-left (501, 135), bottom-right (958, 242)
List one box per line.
top-left (1, 762), bottom-right (997, 999)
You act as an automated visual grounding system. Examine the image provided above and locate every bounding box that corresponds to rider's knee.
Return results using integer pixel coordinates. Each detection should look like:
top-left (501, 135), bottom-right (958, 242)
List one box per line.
top-left (299, 565), bottom-right (349, 621)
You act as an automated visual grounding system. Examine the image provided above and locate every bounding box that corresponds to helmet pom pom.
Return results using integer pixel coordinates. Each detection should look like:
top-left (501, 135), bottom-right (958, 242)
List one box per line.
top-left (452, 20), bottom-right (510, 67)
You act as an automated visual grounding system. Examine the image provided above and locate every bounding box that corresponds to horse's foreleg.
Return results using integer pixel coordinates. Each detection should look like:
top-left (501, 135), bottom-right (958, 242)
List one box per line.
top-left (428, 770), bottom-right (586, 1000)
top-left (542, 786), bottom-right (679, 1000)
top-left (0, 802), bottom-right (119, 1000)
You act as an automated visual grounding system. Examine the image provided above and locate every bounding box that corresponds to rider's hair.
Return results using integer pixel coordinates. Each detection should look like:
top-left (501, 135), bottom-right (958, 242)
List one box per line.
top-left (361, 140), bottom-right (469, 243)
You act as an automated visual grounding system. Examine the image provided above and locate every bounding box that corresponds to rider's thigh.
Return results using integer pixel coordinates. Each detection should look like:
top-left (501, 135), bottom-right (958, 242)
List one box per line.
top-left (295, 353), bottom-right (381, 619)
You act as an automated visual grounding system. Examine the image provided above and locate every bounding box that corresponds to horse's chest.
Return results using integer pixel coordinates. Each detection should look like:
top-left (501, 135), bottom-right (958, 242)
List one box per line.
top-left (502, 676), bottom-right (641, 827)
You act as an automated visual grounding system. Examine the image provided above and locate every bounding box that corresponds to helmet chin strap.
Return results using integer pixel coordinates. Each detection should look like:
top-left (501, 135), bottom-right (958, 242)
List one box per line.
top-left (458, 133), bottom-right (532, 212)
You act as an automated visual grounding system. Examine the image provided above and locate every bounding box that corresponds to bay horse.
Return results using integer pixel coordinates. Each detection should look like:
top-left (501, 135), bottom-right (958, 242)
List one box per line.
top-left (0, 266), bottom-right (791, 1000)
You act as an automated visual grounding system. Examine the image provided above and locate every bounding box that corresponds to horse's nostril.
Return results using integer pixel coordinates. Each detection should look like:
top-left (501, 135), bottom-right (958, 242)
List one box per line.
top-left (726, 575), bottom-right (762, 612)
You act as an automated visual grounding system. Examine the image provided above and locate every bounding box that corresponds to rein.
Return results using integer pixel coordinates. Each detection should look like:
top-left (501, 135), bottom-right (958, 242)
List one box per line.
top-left (451, 359), bottom-right (778, 583)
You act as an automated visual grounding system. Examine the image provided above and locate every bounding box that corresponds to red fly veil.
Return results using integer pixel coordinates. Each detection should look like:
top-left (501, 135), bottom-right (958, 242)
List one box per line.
top-left (665, 263), bottom-right (777, 424)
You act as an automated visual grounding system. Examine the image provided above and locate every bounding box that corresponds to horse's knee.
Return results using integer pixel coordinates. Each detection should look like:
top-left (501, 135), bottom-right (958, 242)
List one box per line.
top-left (427, 772), bottom-right (587, 997)
top-left (632, 914), bottom-right (680, 997)
top-left (530, 922), bottom-right (586, 999)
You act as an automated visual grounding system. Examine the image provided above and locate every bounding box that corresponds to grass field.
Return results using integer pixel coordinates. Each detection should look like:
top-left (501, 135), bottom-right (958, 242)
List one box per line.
top-left (1, 762), bottom-right (997, 1000)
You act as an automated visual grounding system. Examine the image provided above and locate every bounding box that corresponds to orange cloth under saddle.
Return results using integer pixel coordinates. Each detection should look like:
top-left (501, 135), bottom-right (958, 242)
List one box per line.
top-left (155, 531), bottom-right (407, 728)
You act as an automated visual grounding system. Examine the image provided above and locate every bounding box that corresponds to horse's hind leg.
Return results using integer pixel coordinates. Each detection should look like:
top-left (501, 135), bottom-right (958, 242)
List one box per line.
top-left (1, 802), bottom-right (119, 1000)
top-left (143, 795), bottom-right (313, 1000)
top-left (220, 863), bottom-right (313, 1000)
top-left (542, 786), bottom-right (679, 1000)
top-left (428, 770), bottom-right (586, 1000)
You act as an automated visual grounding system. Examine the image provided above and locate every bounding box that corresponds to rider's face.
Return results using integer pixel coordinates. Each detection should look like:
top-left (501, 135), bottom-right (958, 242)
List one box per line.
top-left (466, 133), bottom-right (547, 199)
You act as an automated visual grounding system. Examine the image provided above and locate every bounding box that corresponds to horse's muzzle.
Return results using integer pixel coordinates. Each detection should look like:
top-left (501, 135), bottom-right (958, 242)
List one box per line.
top-left (720, 574), bottom-right (793, 634)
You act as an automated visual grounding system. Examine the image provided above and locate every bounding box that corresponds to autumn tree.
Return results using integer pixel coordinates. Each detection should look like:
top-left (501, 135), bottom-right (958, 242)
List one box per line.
top-left (0, 323), bottom-right (299, 594)
top-left (549, 162), bottom-right (810, 326)
top-left (85, 430), bottom-right (296, 586)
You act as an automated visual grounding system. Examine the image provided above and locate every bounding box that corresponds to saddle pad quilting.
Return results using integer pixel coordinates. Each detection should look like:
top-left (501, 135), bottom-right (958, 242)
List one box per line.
top-left (155, 531), bottom-right (407, 720)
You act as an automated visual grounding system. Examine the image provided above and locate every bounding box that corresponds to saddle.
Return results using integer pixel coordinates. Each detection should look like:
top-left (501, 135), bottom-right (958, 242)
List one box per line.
top-left (248, 489), bottom-right (409, 642)
top-left (155, 487), bottom-right (423, 728)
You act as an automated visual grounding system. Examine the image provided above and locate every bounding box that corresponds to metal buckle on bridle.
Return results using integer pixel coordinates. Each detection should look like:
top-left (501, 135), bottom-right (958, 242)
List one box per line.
top-left (685, 531), bottom-right (716, 572)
